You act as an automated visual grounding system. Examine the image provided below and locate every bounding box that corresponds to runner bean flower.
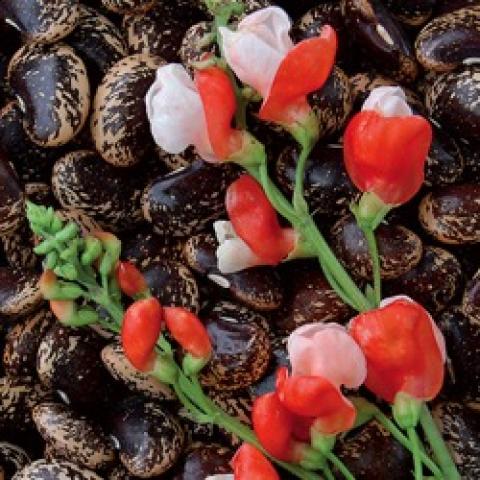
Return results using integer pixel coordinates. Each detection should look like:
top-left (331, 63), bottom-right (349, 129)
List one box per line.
top-left (232, 444), bottom-right (280, 480)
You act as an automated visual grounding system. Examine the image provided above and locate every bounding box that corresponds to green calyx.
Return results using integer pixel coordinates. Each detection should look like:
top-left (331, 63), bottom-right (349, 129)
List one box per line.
top-left (151, 354), bottom-right (178, 385)
top-left (229, 131), bottom-right (266, 168)
top-left (310, 431), bottom-right (336, 457)
top-left (352, 192), bottom-right (391, 231)
top-left (182, 353), bottom-right (210, 376)
top-left (393, 392), bottom-right (423, 429)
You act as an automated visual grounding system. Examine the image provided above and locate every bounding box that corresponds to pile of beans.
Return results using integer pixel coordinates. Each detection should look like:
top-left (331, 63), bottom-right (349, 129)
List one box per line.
top-left (0, 0), bottom-right (478, 479)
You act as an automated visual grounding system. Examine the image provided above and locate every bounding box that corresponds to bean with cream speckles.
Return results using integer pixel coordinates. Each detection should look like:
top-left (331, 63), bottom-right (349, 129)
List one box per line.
top-left (12, 459), bottom-right (103, 480)
top-left (0, 0), bottom-right (80, 44)
top-left (426, 67), bottom-right (480, 141)
top-left (101, 342), bottom-right (175, 400)
top-left (52, 150), bottom-right (142, 232)
top-left (8, 42), bottom-right (90, 147)
top-left (385, 0), bottom-right (436, 26)
top-left (91, 54), bottom-right (164, 167)
top-left (415, 6), bottom-right (480, 72)
top-left (123, 2), bottom-right (205, 62)
top-left (432, 402), bottom-right (480, 478)
top-left (438, 307), bottom-right (480, 400)
top-left (273, 261), bottom-right (351, 334)
top-left (142, 160), bottom-right (239, 237)
top-left (33, 402), bottom-right (116, 471)
top-left (0, 151), bottom-right (24, 236)
top-left (179, 22), bottom-right (216, 72)
top-left (184, 233), bottom-right (284, 311)
top-left (200, 301), bottom-right (271, 391)
top-left (66, 5), bottom-right (128, 87)
top-left (101, 0), bottom-right (156, 14)
top-left (331, 215), bottom-right (423, 280)
top-left (0, 266), bottom-right (42, 318)
top-left (419, 184), bottom-right (480, 244)
top-left (385, 246), bottom-right (463, 313)
top-left (109, 398), bottom-right (185, 477)
top-left (0, 442), bottom-right (30, 479)
top-left (275, 144), bottom-right (358, 217)
top-left (4, 309), bottom-right (53, 377)
top-left (341, 0), bottom-right (419, 83)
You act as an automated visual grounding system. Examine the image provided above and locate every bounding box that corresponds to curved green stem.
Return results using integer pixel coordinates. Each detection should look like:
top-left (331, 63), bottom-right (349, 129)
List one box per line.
top-left (327, 452), bottom-right (356, 480)
top-left (419, 405), bottom-right (460, 480)
top-left (409, 427), bottom-right (424, 480)
top-left (293, 142), bottom-right (314, 215)
top-left (323, 465), bottom-right (336, 480)
top-left (360, 225), bottom-right (382, 307)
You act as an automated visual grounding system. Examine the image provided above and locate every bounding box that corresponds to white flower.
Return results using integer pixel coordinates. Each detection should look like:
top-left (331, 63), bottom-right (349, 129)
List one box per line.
top-left (362, 86), bottom-right (413, 117)
top-left (145, 63), bottom-right (217, 162)
top-left (219, 7), bottom-right (293, 99)
top-left (214, 220), bottom-right (263, 274)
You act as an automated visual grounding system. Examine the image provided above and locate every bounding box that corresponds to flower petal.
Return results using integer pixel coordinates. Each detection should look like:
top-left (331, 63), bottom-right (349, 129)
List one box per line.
top-left (362, 86), bottom-right (413, 117)
top-left (216, 236), bottom-right (263, 274)
top-left (259, 25), bottom-right (337, 124)
top-left (145, 64), bottom-right (214, 160)
top-left (288, 322), bottom-right (367, 389)
top-left (220, 7), bottom-right (293, 98)
top-left (311, 395), bottom-right (357, 435)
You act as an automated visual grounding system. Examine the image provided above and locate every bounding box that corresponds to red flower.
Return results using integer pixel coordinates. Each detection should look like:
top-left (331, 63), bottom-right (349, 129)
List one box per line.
top-left (163, 307), bottom-right (212, 360)
top-left (121, 298), bottom-right (163, 372)
top-left (225, 175), bottom-right (295, 265)
top-left (349, 296), bottom-right (446, 403)
top-left (259, 26), bottom-right (337, 126)
top-left (232, 444), bottom-right (279, 480)
top-left (195, 66), bottom-right (243, 160)
top-left (116, 261), bottom-right (148, 297)
top-left (343, 108), bottom-right (432, 206)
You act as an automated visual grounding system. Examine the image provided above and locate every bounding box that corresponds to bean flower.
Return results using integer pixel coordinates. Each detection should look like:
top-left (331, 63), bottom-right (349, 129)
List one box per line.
top-left (115, 261), bottom-right (148, 298)
top-left (231, 444), bottom-right (280, 480)
top-left (146, 64), bottom-right (262, 165)
top-left (219, 7), bottom-right (337, 140)
top-left (215, 174), bottom-right (297, 273)
top-left (344, 86), bottom-right (433, 208)
top-left (349, 296), bottom-right (446, 412)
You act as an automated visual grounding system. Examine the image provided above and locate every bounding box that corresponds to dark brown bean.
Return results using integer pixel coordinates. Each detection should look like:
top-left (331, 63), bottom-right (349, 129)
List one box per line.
top-left (0, 0), bottom-right (80, 44)
top-left (385, 246), bottom-right (462, 313)
top-left (184, 233), bottom-right (284, 311)
top-left (415, 6), bottom-right (480, 72)
top-left (109, 398), bottom-right (184, 477)
top-left (142, 160), bottom-right (239, 237)
top-left (336, 419), bottom-right (412, 479)
top-left (425, 67), bottom-right (480, 142)
top-left (275, 144), bottom-right (357, 217)
top-left (3, 309), bottom-right (53, 377)
top-left (13, 459), bottom-right (103, 480)
top-left (0, 267), bottom-right (41, 318)
top-left (179, 22), bottom-right (216, 71)
top-left (331, 215), bottom-right (423, 280)
top-left (432, 402), bottom-right (480, 478)
top-left (101, 343), bottom-right (174, 401)
top-left (171, 444), bottom-right (232, 480)
top-left (462, 267), bottom-right (480, 324)
top-left (101, 0), bottom-right (155, 14)
top-left (8, 42), bottom-right (90, 147)
top-left (438, 307), bottom-right (480, 400)
top-left (0, 442), bottom-right (30, 479)
top-left (419, 184), bottom-right (480, 244)
top-left (341, 0), bottom-right (419, 82)
top-left (273, 261), bottom-right (351, 334)
top-left (1, 220), bottom-right (37, 270)
top-left (200, 301), bottom-right (271, 391)
top-left (91, 54), bottom-right (164, 167)
top-left (0, 151), bottom-right (24, 236)
top-left (385, 0), bottom-right (435, 26)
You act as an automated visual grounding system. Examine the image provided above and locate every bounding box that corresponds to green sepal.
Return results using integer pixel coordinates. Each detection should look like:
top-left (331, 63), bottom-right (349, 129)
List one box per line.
top-left (81, 236), bottom-right (103, 266)
top-left (34, 238), bottom-right (57, 255)
top-left (151, 354), bottom-right (178, 385)
top-left (393, 392), bottom-right (422, 429)
top-left (50, 215), bottom-right (63, 233)
top-left (54, 263), bottom-right (78, 281)
top-left (60, 239), bottom-right (82, 262)
top-left (45, 251), bottom-right (59, 269)
top-left (351, 396), bottom-right (377, 429)
top-left (75, 307), bottom-right (100, 326)
top-left (310, 429), bottom-right (336, 456)
top-left (182, 353), bottom-right (209, 376)
top-left (364, 284), bottom-right (377, 306)
top-left (55, 222), bottom-right (79, 242)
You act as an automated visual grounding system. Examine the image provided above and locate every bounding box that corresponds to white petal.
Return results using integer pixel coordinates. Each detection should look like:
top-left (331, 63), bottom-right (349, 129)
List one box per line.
top-left (213, 220), bottom-right (238, 244)
top-left (380, 295), bottom-right (447, 362)
top-left (362, 86), bottom-right (413, 117)
top-left (145, 64), bottom-right (214, 158)
top-left (216, 237), bottom-right (262, 274)
top-left (219, 7), bottom-right (293, 98)
top-left (205, 476), bottom-right (234, 480)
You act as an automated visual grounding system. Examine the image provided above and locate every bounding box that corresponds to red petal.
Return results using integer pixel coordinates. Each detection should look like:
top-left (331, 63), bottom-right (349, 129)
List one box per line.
top-left (116, 261), bottom-right (148, 297)
top-left (232, 444), bottom-right (279, 480)
top-left (195, 66), bottom-right (242, 159)
top-left (311, 396), bottom-right (357, 435)
top-left (344, 111), bottom-right (432, 205)
top-left (252, 392), bottom-right (295, 462)
top-left (226, 175), bottom-right (295, 264)
top-left (349, 299), bottom-right (445, 402)
top-left (121, 298), bottom-right (163, 371)
top-left (163, 307), bottom-right (212, 359)
top-left (260, 25), bottom-right (337, 124)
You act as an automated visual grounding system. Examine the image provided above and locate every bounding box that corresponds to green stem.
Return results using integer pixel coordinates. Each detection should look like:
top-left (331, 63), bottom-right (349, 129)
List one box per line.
top-left (409, 427), bottom-right (424, 480)
top-left (373, 408), bottom-right (443, 478)
top-left (360, 225), bottom-right (381, 307)
top-left (327, 452), bottom-right (356, 480)
top-left (323, 465), bottom-right (336, 480)
top-left (419, 405), bottom-right (460, 480)
top-left (293, 141), bottom-right (314, 215)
